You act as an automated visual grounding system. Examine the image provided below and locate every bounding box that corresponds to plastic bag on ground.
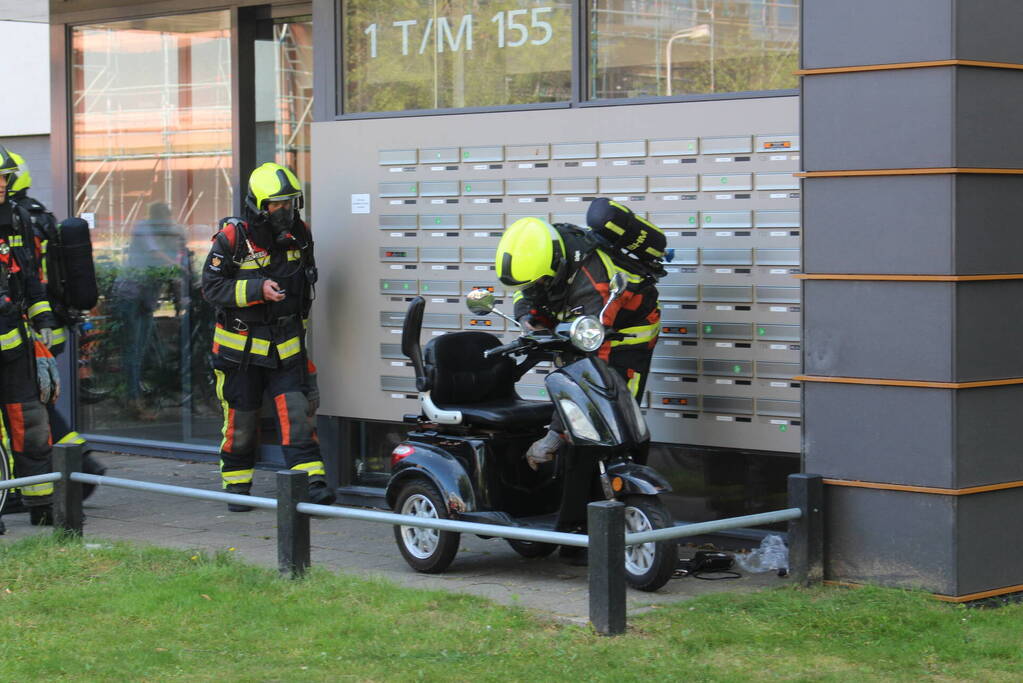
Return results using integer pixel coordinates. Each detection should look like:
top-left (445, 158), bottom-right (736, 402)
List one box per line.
top-left (734, 534), bottom-right (788, 573)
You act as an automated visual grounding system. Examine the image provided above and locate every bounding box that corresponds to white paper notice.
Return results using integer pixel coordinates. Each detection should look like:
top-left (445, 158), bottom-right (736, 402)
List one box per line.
top-left (81, 212), bottom-right (96, 229)
top-left (351, 194), bottom-right (371, 214)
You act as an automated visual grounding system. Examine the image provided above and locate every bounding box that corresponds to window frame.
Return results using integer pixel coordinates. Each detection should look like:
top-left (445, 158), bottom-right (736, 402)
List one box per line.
top-left (330, 0), bottom-right (799, 121)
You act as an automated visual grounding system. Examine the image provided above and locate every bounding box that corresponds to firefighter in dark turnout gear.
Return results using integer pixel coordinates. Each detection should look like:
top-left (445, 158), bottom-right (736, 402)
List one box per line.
top-left (495, 214), bottom-right (661, 561)
top-left (0, 146), bottom-right (60, 530)
top-left (201, 163), bottom-right (333, 511)
top-left (6, 151), bottom-right (107, 493)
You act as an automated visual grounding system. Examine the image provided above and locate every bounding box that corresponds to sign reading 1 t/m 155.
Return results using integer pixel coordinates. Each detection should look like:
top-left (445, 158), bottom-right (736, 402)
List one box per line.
top-left (363, 8), bottom-right (555, 57)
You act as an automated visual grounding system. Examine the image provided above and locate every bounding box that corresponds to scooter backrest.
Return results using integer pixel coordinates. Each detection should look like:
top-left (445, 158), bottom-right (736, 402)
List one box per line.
top-left (401, 296), bottom-right (430, 392)
top-left (424, 331), bottom-right (516, 404)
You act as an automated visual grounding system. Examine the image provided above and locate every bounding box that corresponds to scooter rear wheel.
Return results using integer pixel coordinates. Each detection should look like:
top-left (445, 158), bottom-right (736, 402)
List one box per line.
top-left (622, 495), bottom-right (678, 592)
top-left (393, 480), bottom-right (461, 573)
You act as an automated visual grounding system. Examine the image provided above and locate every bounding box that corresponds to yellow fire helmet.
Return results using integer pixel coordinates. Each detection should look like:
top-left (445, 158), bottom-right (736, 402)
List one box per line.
top-left (245, 162), bottom-right (304, 214)
top-left (8, 151), bottom-right (31, 194)
top-left (0, 146), bottom-right (17, 179)
top-left (495, 217), bottom-right (566, 289)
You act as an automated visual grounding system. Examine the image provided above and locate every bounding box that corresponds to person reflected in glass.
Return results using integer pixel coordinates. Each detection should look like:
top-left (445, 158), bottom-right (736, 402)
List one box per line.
top-left (114, 201), bottom-right (187, 419)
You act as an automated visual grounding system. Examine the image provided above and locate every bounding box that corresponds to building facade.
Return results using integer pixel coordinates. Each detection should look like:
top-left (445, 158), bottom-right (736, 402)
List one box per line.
top-left (48, 0), bottom-right (801, 524)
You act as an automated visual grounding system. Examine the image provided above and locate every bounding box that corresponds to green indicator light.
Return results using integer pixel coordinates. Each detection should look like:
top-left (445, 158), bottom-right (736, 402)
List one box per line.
top-left (540, 390), bottom-right (548, 397)
top-left (402, 283), bottom-right (409, 289)
top-left (463, 151), bottom-right (469, 158)
top-left (410, 185), bottom-right (416, 191)
top-left (434, 217), bottom-right (441, 224)
top-left (435, 152), bottom-right (441, 158)
top-left (382, 282), bottom-right (390, 289)
top-left (779, 424), bottom-right (788, 433)
top-left (720, 177), bottom-right (728, 184)
top-left (689, 216), bottom-right (696, 224)
top-left (758, 327), bottom-right (766, 336)
top-left (422, 284), bottom-right (429, 290)
top-left (704, 216), bottom-right (711, 223)
top-left (704, 325), bottom-right (712, 334)
top-left (465, 184), bottom-right (472, 192)
top-left (733, 365), bottom-right (741, 374)
top-left (688, 143), bottom-right (695, 150)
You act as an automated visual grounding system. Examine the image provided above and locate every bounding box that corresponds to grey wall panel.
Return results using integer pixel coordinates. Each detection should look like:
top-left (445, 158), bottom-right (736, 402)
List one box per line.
top-left (804, 383), bottom-right (956, 488)
top-left (954, 282), bottom-right (1023, 380)
top-left (802, 0), bottom-right (953, 69)
top-left (805, 175), bottom-right (1023, 274)
top-left (955, 175), bottom-right (1023, 273)
top-left (802, 69), bottom-right (955, 171)
top-left (803, 175), bottom-right (955, 274)
top-left (956, 0), bottom-right (1023, 66)
top-left (0, 135), bottom-right (52, 209)
top-left (804, 281), bottom-right (955, 381)
top-left (957, 491), bottom-right (1023, 595)
top-left (825, 486), bottom-right (957, 594)
top-left (956, 385), bottom-right (1023, 487)
top-left (954, 68), bottom-right (1023, 169)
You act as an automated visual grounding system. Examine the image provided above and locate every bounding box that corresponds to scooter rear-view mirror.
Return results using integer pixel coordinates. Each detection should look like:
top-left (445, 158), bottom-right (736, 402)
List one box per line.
top-left (466, 288), bottom-right (521, 328)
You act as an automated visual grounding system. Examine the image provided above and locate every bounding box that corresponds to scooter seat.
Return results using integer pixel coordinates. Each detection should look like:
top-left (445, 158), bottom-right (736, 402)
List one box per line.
top-left (434, 398), bottom-right (552, 430)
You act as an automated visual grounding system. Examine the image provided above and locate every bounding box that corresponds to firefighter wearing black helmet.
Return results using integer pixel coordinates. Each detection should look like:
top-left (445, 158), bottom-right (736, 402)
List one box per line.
top-left (0, 146), bottom-right (61, 530)
top-left (201, 162), bottom-right (333, 511)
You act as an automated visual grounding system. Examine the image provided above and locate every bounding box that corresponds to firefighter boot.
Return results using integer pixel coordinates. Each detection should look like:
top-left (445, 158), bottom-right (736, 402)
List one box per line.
top-left (307, 478), bottom-right (336, 506)
top-left (225, 483), bottom-right (254, 512)
top-left (81, 452), bottom-right (107, 502)
top-left (29, 506), bottom-right (54, 526)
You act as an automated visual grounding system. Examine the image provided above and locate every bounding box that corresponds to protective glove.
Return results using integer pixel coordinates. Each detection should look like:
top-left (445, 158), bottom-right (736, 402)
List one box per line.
top-left (526, 429), bottom-right (563, 471)
top-left (38, 327), bottom-right (54, 348)
top-left (35, 341), bottom-right (60, 404)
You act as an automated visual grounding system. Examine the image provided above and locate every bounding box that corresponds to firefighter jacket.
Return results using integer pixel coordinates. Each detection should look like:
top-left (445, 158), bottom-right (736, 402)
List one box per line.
top-left (0, 202), bottom-right (57, 363)
top-left (513, 245), bottom-right (660, 398)
top-left (201, 215), bottom-right (316, 369)
top-left (12, 192), bottom-right (68, 355)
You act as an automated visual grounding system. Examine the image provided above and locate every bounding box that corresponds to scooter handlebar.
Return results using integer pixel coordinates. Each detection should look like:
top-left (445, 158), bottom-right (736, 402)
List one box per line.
top-left (483, 339), bottom-right (528, 358)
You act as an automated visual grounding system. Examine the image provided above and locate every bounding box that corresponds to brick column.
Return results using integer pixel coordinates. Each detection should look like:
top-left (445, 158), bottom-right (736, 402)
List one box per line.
top-left (800, 0), bottom-right (1023, 600)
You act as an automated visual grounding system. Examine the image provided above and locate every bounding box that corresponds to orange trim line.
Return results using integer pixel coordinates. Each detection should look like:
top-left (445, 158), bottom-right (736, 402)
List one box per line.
top-left (794, 374), bottom-right (1023, 389)
top-left (797, 168), bottom-right (1023, 177)
top-left (796, 59), bottom-right (1023, 75)
top-left (823, 478), bottom-right (1023, 496)
top-left (823, 580), bottom-right (1023, 603)
top-left (795, 273), bottom-right (1023, 282)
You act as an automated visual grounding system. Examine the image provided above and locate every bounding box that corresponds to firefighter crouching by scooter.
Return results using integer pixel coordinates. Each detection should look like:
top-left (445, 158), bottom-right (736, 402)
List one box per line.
top-left (6, 150), bottom-right (106, 493)
top-left (201, 162), bottom-right (335, 511)
top-left (495, 206), bottom-right (661, 563)
top-left (0, 147), bottom-right (61, 530)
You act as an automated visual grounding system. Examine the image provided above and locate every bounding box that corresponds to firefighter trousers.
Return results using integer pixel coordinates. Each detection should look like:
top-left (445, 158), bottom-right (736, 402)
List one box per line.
top-left (213, 357), bottom-right (323, 489)
top-left (0, 346), bottom-right (53, 504)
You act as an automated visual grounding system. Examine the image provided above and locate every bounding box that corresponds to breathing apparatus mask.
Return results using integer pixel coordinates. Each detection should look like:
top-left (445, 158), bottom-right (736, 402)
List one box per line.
top-left (267, 203), bottom-right (296, 246)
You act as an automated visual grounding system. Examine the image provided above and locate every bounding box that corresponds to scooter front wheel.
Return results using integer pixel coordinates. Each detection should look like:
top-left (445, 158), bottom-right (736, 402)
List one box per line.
top-left (393, 480), bottom-right (461, 573)
top-left (622, 495), bottom-right (678, 592)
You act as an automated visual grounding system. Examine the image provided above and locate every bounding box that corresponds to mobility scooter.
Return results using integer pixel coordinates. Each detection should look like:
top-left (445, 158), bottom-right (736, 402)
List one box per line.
top-left (387, 277), bottom-right (678, 591)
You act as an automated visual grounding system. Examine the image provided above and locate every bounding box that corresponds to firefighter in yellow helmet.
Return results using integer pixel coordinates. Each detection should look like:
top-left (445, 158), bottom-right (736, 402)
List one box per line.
top-left (201, 162), bottom-right (333, 511)
top-left (495, 214), bottom-right (661, 562)
top-left (0, 146), bottom-right (61, 530)
top-left (5, 151), bottom-right (107, 500)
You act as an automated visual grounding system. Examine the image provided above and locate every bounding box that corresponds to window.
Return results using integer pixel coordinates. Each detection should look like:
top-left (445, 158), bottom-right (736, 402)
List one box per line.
top-left (588, 0), bottom-right (799, 100)
top-left (71, 12), bottom-right (232, 444)
top-left (342, 0), bottom-right (573, 113)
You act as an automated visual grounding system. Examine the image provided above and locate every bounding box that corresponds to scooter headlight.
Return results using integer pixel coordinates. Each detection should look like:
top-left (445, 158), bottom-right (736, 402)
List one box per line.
top-left (569, 316), bottom-right (604, 353)
top-left (558, 399), bottom-right (601, 442)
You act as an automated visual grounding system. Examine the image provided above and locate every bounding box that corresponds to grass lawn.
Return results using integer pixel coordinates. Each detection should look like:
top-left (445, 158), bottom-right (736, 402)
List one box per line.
top-left (0, 534), bottom-right (1021, 681)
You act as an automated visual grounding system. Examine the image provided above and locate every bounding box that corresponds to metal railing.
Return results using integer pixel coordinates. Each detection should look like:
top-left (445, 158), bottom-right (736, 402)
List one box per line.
top-left (4, 444), bottom-right (823, 636)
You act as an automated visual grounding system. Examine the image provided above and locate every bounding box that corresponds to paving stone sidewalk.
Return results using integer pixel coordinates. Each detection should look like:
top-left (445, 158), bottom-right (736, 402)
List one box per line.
top-left (1, 453), bottom-right (789, 622)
